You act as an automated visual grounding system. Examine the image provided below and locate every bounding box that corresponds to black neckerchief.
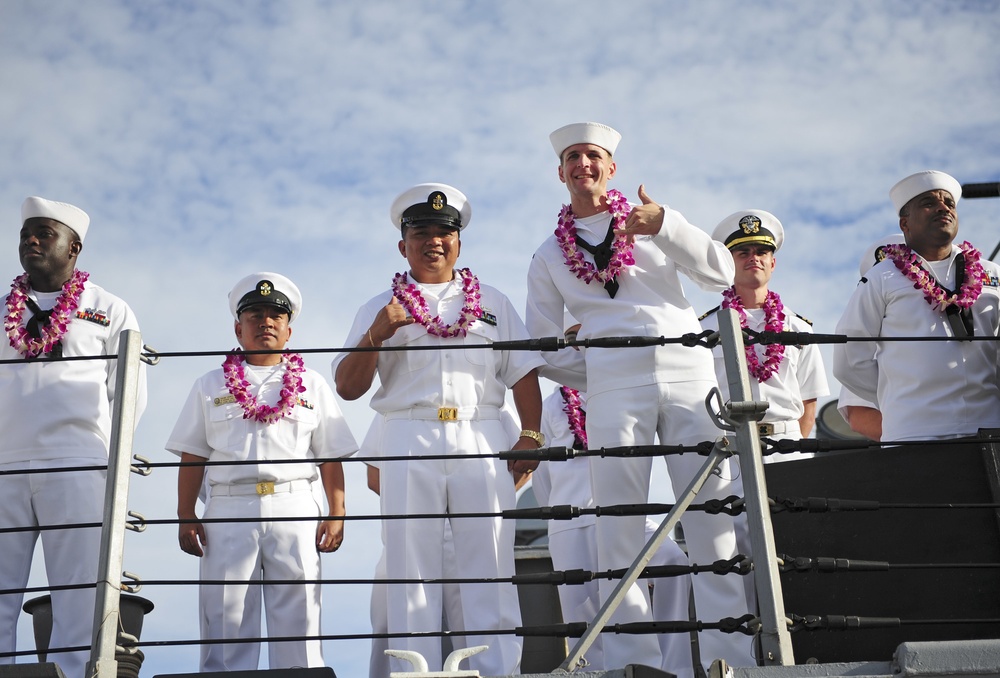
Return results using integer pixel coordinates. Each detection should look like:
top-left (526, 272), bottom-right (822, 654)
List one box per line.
top-left (574, 222), bottom-right (620, 298)
top-left (940, 253), bottom-right (975, 339)
top-left (24, 296), bottom-right (64, 358)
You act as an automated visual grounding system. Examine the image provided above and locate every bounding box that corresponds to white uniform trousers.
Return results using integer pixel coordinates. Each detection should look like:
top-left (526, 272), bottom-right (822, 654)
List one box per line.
top-left (547, 520), bottom-right (694, 678)
top-left (381, 418), bottom-right (521, 676)
top-left (370, 522), bottom-right (464, 678)
top-left (587, 382), bottom-right (753, 671)
top-left (0, 459), bottom-right (104, 678)
top-left (200, 489), bottom-right (324, 672)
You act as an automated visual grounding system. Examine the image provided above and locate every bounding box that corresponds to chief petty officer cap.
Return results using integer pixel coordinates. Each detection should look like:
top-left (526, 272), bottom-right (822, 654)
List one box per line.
top-left (390, 183), bottom-right (471, 233)
top-left (229, 272), bottom-right (302, 324)
top-left (712, 209), bottom-right (784, 252)
top-left (859, 234), bottom-right (906, 277)
top-left (21, 196), bottom-right (91, 243)
top-left (549, 122), bottom-right (622, 159)
top-left (889, 170), bottom-right (962, 216)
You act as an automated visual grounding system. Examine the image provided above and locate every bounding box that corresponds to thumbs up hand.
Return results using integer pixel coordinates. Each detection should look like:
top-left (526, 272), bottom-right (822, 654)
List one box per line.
top-left (623, 184), bottom-right (665, 238)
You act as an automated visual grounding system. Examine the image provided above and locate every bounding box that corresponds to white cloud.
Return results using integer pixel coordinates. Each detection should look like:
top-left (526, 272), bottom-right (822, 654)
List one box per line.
top-left (1, 0), bottom-right (998, 674)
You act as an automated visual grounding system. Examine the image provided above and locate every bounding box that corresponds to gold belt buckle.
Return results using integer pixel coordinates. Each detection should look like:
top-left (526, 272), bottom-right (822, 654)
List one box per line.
top-left (256, 481), bottom-right (275, 495)
top-left (757, 423), bottom-right (775, 437)
top-left (437, 407), bottom-right (458, 421)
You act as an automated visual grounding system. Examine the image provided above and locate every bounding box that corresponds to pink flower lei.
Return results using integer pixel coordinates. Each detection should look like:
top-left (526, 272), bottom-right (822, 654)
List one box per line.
top-left (880, 241), bottom-right (984, 311)
top-left (721, 287), bottom-right (786, 383)
top-left (555, 189), bottom-right (635, 284)
top-left (5, 269), bottom-right (89, 358)
top-left (391, 268), bottom-right (483, 338)
top-left (223, 351), bottom-right (306, 424)
top-left (560, 386), bottom-right (587, 449)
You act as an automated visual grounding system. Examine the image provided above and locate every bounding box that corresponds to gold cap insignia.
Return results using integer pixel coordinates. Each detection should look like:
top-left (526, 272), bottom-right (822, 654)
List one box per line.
top-left (739, 215), bottom-right (761, 234)
top-left (259, 281), bottom-right (272, 297)
top-left (431, 193), bottom-right (445, 211)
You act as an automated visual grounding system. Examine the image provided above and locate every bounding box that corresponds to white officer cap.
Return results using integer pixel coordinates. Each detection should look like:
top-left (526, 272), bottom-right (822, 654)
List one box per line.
top-left (858, 234), bottom-right (906, 277)
top-left (712, 209), bottom-right (784, 252)
top-left (229, 272), bottom-right (302, 323)
top-left (390, 183), bottom-right (471, 233)
top-left (21, 196), bottom-right (90, 242)
top-left (889, 170), bottom-right (962, 216)
top-left (549, 122), bottom-right (622, 159)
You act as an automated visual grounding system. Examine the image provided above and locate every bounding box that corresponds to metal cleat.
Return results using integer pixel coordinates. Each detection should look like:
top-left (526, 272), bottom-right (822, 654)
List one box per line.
top-left (386, 645), bottom-right (486, 677)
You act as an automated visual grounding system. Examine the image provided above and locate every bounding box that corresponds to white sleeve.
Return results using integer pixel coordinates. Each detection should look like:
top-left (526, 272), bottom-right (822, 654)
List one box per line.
top-left (652, 207), bottom-right (735, 292)
top-left (833, 276), bottom-right (884, 404)
top-left (795, 326), bottom-right (830, 401)
top-left (165, 378), bottom-right (212, 459)
top-left (525, 253), bottom-right (587, 391)
top-left (309, 374), bottom-right (359, 459)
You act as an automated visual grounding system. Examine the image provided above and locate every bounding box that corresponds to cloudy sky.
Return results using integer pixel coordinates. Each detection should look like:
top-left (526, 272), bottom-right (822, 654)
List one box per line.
top-left (2, 0), bottom-right (998, 675)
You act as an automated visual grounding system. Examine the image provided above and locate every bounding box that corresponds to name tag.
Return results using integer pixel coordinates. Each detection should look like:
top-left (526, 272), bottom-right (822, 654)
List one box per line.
top-left (213, 394), bottom-right (236, 406)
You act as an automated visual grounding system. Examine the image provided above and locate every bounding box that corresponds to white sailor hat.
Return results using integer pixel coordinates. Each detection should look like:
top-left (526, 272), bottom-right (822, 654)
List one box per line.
top-left (712, 209), bottom-right (784, 252)
top-left (549, 122), bottom-right (622, 159)
top-left (889, 170), bottom-right (962, 216)
top-left (229, 272), bottom-right (302, 323)
top-left (21, 196), bottom-right (90, 242)
top-left (390, 183), bottom-right (471, 232)
top-left (858, 234), bottom-right (906, 277)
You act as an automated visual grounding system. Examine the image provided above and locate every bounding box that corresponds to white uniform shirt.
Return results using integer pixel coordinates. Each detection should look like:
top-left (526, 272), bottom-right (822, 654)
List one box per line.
top-left (0, 279), bottom-right (146, 463)
top-left (526, 206), bottom-right (734, 395)
top-left (166, 365), bottom-right (357, 487)
top-left (836, 385), bottom-right (877, 425)
top-left (332, 278), bottom-right (544, 413)
top-left (701, 305), bottom-right (829, 424)
top-left (532, 388), bottom-right (595, 535)
top-left (834, 245), bottom-right (1000, 441)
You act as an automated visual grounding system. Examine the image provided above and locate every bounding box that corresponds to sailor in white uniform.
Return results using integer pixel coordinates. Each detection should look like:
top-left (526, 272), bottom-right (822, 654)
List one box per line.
top-left (700, 209), bottom-right (829, 459)
top-left (835, 235), bottom-right (907, 442)
top-left (526, 122), bottom-right (750, 671)
top-left (168, 272), bottom-right (357, 672)
top-left (333, 183), bottom-right (544, 676)
top-left (834, 171), bottom-right (1000, 442)
top-left (532, 382), bottom-right (694, 678)
top-left (0, 197), bottom-right (147, 678)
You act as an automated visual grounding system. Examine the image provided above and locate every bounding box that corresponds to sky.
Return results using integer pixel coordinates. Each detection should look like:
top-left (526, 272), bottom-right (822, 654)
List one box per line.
top-left (1, 0), bottom-right (999, 675)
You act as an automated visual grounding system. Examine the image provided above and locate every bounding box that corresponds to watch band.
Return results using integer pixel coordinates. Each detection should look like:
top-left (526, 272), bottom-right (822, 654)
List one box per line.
top-left (519, 429), bottom-right (545, 448)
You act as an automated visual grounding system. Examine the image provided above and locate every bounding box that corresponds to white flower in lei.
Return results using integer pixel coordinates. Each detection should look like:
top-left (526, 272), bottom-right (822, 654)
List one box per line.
top-left (4, 269), bottom-right (89, 358)
top-left (391, 268), bottom-right (483, 338)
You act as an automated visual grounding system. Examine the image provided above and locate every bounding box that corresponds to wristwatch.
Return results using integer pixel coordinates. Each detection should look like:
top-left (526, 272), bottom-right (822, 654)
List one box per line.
top-left (519, 429), bottom-right (546, 448)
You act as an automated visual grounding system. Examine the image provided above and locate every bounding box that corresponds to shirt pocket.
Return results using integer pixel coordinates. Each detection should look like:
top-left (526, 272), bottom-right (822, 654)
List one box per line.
top-left (206, 400), bottom-right (249, 453)
top-left (271, 404), bottom-right (320, 453)
top-left (464, 321), bottom-right (500, 371)
top-left (387, 323), bottom-right (435, 374)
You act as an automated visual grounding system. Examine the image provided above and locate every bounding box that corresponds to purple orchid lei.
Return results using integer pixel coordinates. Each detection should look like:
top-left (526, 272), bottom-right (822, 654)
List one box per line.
top-left (560, 386), bottom-right (587, 449)
top-left (222, 351), bottom-right (306, 424)
top-left (555, 188), bottom-right (635, 284)
top-left (880, 241), bottom-right (984, 311)
top-left (391, 268), bottom-right (482, 338)
top-left (721, 286), bottom-right (786, 383)
top-left (5, 269), bottom-right (89, 358)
